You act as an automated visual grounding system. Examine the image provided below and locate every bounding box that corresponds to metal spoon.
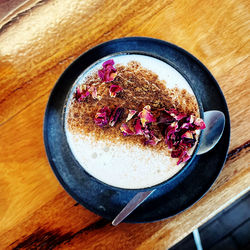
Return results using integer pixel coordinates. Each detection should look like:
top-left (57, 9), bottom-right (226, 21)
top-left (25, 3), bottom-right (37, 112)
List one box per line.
top-left (112, 110), bottom-right (225, 226)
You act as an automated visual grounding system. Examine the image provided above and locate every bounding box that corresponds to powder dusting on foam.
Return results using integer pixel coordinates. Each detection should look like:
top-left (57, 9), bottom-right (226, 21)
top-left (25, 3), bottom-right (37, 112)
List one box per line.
top-left (113, 55), bottom-right (194, 93)
top-left (65, 54), bottom-right (200, 189)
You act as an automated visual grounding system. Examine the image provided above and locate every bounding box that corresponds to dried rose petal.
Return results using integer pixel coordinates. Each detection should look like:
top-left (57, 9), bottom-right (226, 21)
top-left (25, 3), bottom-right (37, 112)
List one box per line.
top-left (88, 85), bottom-right (98, 99)
top-left (109, 107), bottom-right (124, 127)
top-left (74, 86), bottom-right (90, 102)
top-left (126, 110), bottom-right (137, 122)
top-left (187, 115), bottom-right (195, 124)
top-left (94, 106), bottom-right (111, 127)
top-left (158, 108), bottom-right (206, 164)
top-left (194, 118), bottom-right (206, 129)
top-left (165, 122), bottom-right (178, 140)
top-left (74, 85), bottom-right (100, 101)
top-left (109, 84), bottom-right (123, 98)
top-left (171, 146), bottom-right (186, 158)
top-left (181, 131), bottom-right (194, 139)
top-left (144, 130), bottom-right (161, 146)
top-left (165, 108), bottom-right (187, 121)
top-left (103, 59), bottom-right (115, 67)
top-left (98, 59), bottom-right (117, 82)
top-left (180, 122), bottom-right (194, 130)
top-left (157, 110), bottom-right (175, 124)
top-left (179, 138), bottom-right (196, 148)
top-left (138, 105), bottom-right (156, 127)
top-left (177, 150), bottom-right (191, 165)
top-left (164, 122), bottom-right (179, 149)
top-left (120, 123), bottom-right (135, 136)
top-left (180, 131), bottom-right (196, 148)
top-left (134, 118), bottom-right (143, 135)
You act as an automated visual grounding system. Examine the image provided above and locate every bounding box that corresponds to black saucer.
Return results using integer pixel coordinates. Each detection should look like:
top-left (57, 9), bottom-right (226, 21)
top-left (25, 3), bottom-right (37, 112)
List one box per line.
top-left (44, 37), bottom-right (230, 223)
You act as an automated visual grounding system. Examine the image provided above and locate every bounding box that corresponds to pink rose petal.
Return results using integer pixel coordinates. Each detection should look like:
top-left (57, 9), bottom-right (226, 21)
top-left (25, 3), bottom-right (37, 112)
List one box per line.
top-left (138, 105), bottom-right (156, 127)
top-left (180, 122), bottom-right (194, 130)
top-left (126, 110), bottom-right (137, 122)
top-left (109, 84), bottom-right (123, 98)
top-left (120, 123), bottom-right (135, 136)
top-left (103, 59), bottom-right (115, 67)
top-left (94, 106), bottom-right (111, 127)
top-left (181, 131), bottom-right (194, 139)
top-left (98, 59), bottom-right (117, 82)
top-left (165, 108), bottom-right (186, 121)
top-left (134, 118), bottom-right (144, 135)
top-left (165, 122), bottom-right (178, 142)
top-left (194, 118), bottom-right (206, 129)
top-left (187, 115), bottom-right (195, 124)
top-left (74, 86), bottom-right (90, 102)
top-left (88, 85), bottom-right (98, 99)
top-left (74, 85), bottom-right (100, 101)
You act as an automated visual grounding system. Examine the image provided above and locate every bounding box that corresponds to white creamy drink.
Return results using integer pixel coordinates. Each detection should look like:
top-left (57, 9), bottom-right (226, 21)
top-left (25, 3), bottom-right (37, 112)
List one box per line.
top-left (65, 54), bottom-right (202, 189)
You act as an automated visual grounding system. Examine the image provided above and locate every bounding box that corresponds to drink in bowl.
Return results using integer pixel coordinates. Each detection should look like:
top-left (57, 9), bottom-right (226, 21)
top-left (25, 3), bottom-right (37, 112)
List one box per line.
top-left (65, 53), bottom-right (205, 190)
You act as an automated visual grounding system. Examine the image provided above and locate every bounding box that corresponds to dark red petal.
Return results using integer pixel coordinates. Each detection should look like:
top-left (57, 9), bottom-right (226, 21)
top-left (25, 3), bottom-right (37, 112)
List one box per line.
top-left (109, 107), bottom-right (124, 127)
top-left (165, 122), bottom-right (178, 139)
top-left (177, 151), bottom-right (191, 165)
top-left (144, 130), bottom-right (161, 146)
top-left (171, 147), bottom-right (185, 158)
top-left (179, 138), bottom-right (196, 148)
top-left (157, 109), bottom-right (206, 164)
top-left (157, 110), bottom-right (175, 124)
top-left (164, 121), bottom-right (180, 149)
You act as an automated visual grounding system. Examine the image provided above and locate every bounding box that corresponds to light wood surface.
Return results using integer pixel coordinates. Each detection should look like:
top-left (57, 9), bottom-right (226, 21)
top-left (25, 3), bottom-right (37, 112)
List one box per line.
top-left (0, 0), bottom-right (249, 249)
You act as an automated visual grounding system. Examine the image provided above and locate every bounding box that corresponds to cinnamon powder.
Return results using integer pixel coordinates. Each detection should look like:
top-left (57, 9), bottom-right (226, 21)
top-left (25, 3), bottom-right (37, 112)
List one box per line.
top-left (66, 61), bottom-right (199, 153)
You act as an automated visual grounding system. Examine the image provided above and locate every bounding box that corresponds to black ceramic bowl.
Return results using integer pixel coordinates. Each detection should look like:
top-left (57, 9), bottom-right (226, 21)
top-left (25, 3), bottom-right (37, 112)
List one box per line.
top-left (44, 37), bottom-right (230, 222)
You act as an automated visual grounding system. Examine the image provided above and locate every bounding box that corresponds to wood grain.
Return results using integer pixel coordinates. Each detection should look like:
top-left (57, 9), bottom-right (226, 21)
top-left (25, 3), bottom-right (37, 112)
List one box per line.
top-left (0, 0), bottom-right (28, 22)
top-left (0, 0), bottom-right (249, 249)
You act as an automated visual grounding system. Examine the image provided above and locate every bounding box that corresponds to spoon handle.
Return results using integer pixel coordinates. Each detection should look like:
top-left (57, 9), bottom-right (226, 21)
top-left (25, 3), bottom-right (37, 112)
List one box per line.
top-left (112, 190), bottom-right (155, 226)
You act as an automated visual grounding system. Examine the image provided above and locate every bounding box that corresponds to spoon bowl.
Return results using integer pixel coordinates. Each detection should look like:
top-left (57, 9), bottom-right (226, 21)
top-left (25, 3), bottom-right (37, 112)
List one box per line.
top-left (197, 110), bottom-right (225, 155)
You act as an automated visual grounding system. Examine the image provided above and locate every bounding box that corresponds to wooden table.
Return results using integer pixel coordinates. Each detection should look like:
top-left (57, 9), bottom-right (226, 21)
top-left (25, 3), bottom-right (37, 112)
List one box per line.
top-left (0, 0), bottom-right (249, 249)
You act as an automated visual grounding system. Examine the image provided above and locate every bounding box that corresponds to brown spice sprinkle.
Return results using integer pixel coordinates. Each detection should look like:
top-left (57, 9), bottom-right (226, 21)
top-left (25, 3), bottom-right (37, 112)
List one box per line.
top-left (66, 61), bottom-right (199, 153)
